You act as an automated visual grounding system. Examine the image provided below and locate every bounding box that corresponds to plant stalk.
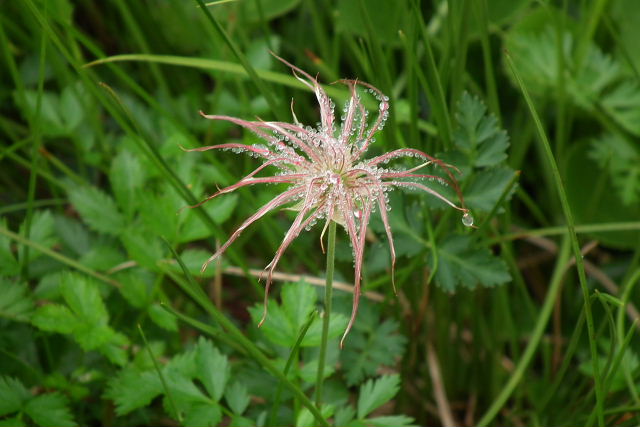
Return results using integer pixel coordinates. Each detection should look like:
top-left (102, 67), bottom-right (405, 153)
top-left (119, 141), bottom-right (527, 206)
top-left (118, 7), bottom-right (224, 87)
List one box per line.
top-left (315, 220), bottom-right (337, 407)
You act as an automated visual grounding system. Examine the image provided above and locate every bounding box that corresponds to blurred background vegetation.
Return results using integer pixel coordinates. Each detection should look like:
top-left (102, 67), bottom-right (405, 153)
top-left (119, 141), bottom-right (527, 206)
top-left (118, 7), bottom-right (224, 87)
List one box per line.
top-left (1, 0), bottom-right (639, 426)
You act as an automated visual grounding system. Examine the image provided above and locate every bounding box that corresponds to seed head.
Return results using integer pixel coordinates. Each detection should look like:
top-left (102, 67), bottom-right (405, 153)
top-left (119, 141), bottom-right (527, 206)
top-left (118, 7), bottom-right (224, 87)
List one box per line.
top-left (185, 54), bottom-right (471, 346)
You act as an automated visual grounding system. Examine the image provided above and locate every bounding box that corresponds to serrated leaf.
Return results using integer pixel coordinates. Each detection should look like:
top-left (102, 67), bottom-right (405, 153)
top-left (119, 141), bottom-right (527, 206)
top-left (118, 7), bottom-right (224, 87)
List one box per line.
top-left (148, 303), bottom-right (178, 331)
top-left (33, 273), bottom-right (127, 355)
top-left (341, 312), bottom-right (406, 386)
top-left (120, 228), bottom-right (163, 270)
top-left (100, 340), bottom-right (129, 366)
top-left (334, 405), bottom-right (356, 427)
top-left (430, 235), bottom-right (511, 292)
top-left (32, 304), bottom-right (78, 334)
top-left (224, 382), bottom-right (250, 415)
top-left (24, 392), bottom-right (76, 427)
top-left (296, 404), bottom-right (334, 427)
top-left (19, 210), bottom-right (57, 262)
top-left (79, 244), bottom-right (125, 271)
top-left (162, 373), bottom-right (209, 418)
top-left (463, 167), bottom-right (517, 212)
top-left (110, 149), bottom-right (145, 217)
top-left (182, 402), bottom-right (221, 427)
top-left (357, 374), bottom-right (401, 419)
top-left (506, 26), bottom-right (640, 137)
top-left (68, 186), bottom-right (125, 235)
top-left (117, 270), bottom-right (152, 308)
top-left (248, 282), bottom-right (347, 347)
top-left (196, 338), bottom-right (229, 401)
top-left (105, 368), bottom-right (162, 415)
top-left (299, 359), bottom-right (335, 383)
top-left (590, 133), bottom-right (640, 205)
top-left (138, 192), bottom-right (179, 240)
top-left (0, 376), bottom-right (30, 416)
top-left (54, 216), bottom-right (91, 256)
top-left (454, 92), bottom-right (509, 167)
top-left (0, 280), bottom-right (34, 322)
top-left (600, 80), bottom-right (640, 136)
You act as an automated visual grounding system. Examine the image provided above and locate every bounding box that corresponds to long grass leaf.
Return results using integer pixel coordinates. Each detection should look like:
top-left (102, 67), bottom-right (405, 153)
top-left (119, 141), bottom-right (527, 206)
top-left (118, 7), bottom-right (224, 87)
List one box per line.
top-left (505, 52), bottom-right (605, 427)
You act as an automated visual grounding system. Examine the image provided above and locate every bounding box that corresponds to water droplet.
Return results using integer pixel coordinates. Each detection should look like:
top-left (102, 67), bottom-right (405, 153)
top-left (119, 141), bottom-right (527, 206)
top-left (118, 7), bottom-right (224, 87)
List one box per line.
top-left (462, 212), bottom-right (474, 227)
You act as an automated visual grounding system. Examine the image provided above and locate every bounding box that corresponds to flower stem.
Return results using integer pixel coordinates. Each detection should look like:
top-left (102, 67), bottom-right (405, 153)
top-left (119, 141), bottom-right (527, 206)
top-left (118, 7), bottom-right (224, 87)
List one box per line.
top-left (315, 220), bottom-right (337, 407)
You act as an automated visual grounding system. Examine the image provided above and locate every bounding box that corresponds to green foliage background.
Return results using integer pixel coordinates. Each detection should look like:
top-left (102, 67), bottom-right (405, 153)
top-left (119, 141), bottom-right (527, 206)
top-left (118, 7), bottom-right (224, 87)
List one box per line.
top-left (1, 0), bottom-right (639, 426)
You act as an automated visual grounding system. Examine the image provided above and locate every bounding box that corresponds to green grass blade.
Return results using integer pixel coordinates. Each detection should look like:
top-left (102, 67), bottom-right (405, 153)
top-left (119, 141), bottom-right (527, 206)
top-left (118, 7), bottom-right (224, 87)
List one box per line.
top-left (268, 310), bottom-right (317, 427)
top-left (477, 237), bottom-right (570, 427)
top-left (505, 51), bottom-right (605, 427)
top-left (193, 0), bottom-right (283, 119)
top-left (137, 324), bottom-right (182, 423)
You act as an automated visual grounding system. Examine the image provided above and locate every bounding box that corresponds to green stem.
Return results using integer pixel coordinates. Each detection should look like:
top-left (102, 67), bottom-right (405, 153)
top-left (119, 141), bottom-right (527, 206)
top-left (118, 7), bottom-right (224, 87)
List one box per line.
top-left (477, 237), bottom-right (571, 427)
top-left (506, 52), bottom-right (604, 427)
top-left (315, 220), bottom-right (337, 407)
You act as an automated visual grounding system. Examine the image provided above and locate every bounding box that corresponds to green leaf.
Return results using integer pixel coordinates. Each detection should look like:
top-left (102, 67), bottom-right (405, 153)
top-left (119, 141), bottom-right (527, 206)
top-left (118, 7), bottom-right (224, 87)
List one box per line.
top-left (178, 194), bottom-right (238, 243)
top-left (32, 304), bottom-right (78, 334)
top-left (117, 270), bottom-right (152, 309)
top-left (163, 373), bottom-right (209, 417)
top-left (19, 210), bottom-right (57, 262)
top-left (17, 91), bottom-right (65, 136)
top-left (59, 84), bottom-right (84, 132)
top-left (430, 235), bottom-right (511, 292)
top-left (228, 415), bottom-right (256, 427)
top-left (505, 25), bottom-right (640, 137)
top-left (148, 303), bottom-right (178, 331)
top-left (0, 416), bottom-right (23, 427)
top-left (60, 272), bottom-right (107, 325)
top-left (0, 376), bottom-right (30, 417)
top-left (120, 228), bottom-right (163, 269)
top-left (32, 273), bottom-right (127, 355)
top-left (366, 415), bottom-right (416, 427)
top-left (248, 281), bottom-right (347, 347)
top-left (163, 248), bottom-right (217, 278)
top-left (110, 149), bottom-right (145, 217)
top-left (224, 382), bottom-right (250, 415)
top-left (454, 92), bottom-right (509, 168)
top-left (196, 338), bottom-right (229, 401)
top-left (0, 280), bottom-right (34, 322)
top-left (138, 192), bottom-right (179, 240)
top-left (357, 374), bottom-right (401, 419)
top-left (299, 359), bottom-right (335, 383)
top-left (79, 244), bottom-right (125, 271)
top-left (341, 310), bottom-right (406, 386)
top-left (68, 186), bottom-right (125, 235)
top-left (463, 167), bottom-right (517, 212)
top-left (182, 402), bottom-right (221, 427)
top-left (600, 80), bottom-right (640, 136)
top-left (296, 404), bottom-right (334, 427)
top-left (566, 142), bottom-right (640, 248)
top-left (54, 216), bottom-right (91, 256)
top-left (105, 368), bottom-right (162, 415)
top-left (334, 406), bottom-right (356, 427)
top-left (590, 133), bottom-right (640, 205)
top-left (24, 392), bottom-right (76, 427)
